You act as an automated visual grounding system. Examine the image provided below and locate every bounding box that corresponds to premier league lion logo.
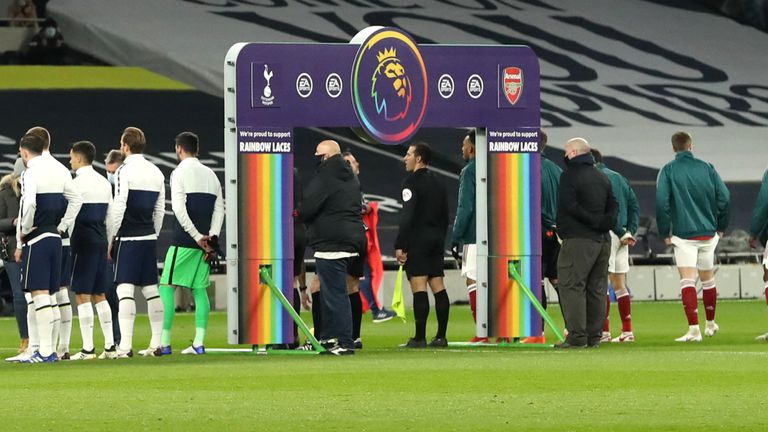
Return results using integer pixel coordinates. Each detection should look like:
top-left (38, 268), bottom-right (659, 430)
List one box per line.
top-left (371, 47), bottom-right (412, 122)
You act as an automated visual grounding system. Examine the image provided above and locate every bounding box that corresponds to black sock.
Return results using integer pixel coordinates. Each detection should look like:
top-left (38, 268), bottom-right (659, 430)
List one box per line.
top-left (311, 291), bottom-right (323, 339)
top-left (541, 281), bottom-right (548, 328)
top-left (434, 290), bottom-right (450, 339)
top-left (349, 292), bottom-right (363, 340)
top-left (413, 291), bottom-right (429, 341)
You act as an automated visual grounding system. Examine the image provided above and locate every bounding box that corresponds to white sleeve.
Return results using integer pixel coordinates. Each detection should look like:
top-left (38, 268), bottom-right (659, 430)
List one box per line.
top-left (109, 165), bottom-right (128, 240)
top-left (153, 172), bottom-right (166, 236)
top-left (19, 170), bottom-right (37, 237)
top-left (170, 170), bottom-right (202, 241)
top-left (209, 178), bottom-right (225, 237)
top-left (105, 190), bottom-right (114, 244)
top-left (58, 174), bottom-right (83, 234)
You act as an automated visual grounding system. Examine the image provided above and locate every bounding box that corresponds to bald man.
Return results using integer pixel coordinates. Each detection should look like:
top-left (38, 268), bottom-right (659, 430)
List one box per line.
top-left (299, 140), bottom-right (366, 355)
top-left (555, 138), bottom-right (617, 349)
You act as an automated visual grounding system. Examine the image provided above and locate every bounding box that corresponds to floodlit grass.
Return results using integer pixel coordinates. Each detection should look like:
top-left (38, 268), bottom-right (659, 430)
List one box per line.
top-left (1, 301), bottom-right (768, 431)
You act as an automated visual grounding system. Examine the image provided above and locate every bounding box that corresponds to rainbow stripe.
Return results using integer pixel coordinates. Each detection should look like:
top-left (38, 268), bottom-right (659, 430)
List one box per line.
top-left (237, 152), bottom-right (295, 345)
top-left (487, 152), bottom-right (542, 338)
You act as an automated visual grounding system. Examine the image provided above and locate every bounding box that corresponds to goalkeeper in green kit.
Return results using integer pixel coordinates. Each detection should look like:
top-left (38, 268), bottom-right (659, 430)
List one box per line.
top-left (158, 132), bottom-right (224, 355)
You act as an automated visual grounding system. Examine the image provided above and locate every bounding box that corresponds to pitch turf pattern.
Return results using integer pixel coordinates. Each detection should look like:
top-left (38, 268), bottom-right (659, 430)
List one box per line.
top-left (2, 302), bottom-right (768, 430)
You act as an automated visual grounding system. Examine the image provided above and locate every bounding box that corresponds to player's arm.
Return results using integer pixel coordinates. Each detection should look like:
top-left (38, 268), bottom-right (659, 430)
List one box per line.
top-left (625, 178), bottom-right (640, 236)
top-left (451, 167), bottom-right (474, 244)
top-left (749, 170), bottom-right (768, 238)
top-left (209, 179), bottom-right (225, 237)
top-left (109, 165), bottom-right (129, 242)
top-left (170, 170), bottom-right (202, 241)
top-left (58, 174), bottom-right (83, 234)
top-left (655, 167), bottom-right (672, 238)
top-left (600, 181), bottom-right (619, 233)
top-left (395, 179), bottom-right (418, 251)
top-left (712, 167), bottom-right (730, 233)
top-left (153, 172), bottom-right (166, 237)
top-left (19, 170), bottom-right (37, 237)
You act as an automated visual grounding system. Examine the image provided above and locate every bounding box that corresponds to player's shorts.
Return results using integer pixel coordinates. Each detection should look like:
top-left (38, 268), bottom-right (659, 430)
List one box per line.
top-left (608, 231), bottom-right (630, 274)
top-left (671, 235), bottom-right (719, 270)
top-left (21, 235), bottom-right (62, 293)
top-left (763, 240), bottom-right (768, 270)
top-left (541, 230), bottom-right (560, 281)
top-left (70, 250), bottom-right (108, 295)
top-left (347, 248), bottom-right (367, 279)
top-left (404, 238), bottom-right (445, 279)
top-left (461, 244), bottom-right (477, 281)
top-left (113, 239), bottom-right (159, 286)
top-left (160, 246), bottom-right (210, 290)
top-left (60, 245), bottom-right (73, 288)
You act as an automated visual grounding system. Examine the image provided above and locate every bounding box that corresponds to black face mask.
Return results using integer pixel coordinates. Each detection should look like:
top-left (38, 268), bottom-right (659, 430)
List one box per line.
top-left (563, 155), bottom-right (570, 165)
top-left (316, 155), bottom-right (325, 167)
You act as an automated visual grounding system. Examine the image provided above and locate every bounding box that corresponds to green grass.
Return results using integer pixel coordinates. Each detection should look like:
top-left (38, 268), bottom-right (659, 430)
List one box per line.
top-left (2, 301), bottom-right (768, 431)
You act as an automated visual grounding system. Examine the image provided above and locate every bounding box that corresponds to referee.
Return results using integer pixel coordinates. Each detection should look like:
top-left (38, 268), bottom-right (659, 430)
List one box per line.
top-left (396, 142), bottom-right (450, 348)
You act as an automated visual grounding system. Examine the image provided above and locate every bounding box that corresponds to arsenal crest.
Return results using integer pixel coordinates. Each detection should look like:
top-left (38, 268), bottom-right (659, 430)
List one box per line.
top-left (502, 66), bottom-right (523, 105)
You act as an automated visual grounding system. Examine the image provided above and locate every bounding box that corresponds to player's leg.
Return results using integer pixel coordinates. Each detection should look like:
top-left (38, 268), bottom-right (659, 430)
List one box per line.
top-left (181, 250), bottom-right (211, 355)
top-left (346, 275), bottom-right (363, 349)
top-left (463, 244), bottom-right (477, 324)
top-left (757, 249), bottom-right (768, 340)
top-left (55, 245), bottom-right (73, 359)
top-left (610, 236), bottom-right (634, 342)
top-left (428, 275), bottom-right (449, 348)
top-left (4, 260), bottom-right (28, 353)
top-left (698, 236), bottom-right (720, 337)
top-left (401, 274), bottom-right (428, 348)
top-left (139, 240), bottom-right (164, 356)
top-left (114, 240), bottom-right (137, 357)
top-left (310, 275), bottom-right (323, 339)
top-left (69, 252), bottom-right (96, 360)
top-left (23, 238), bottom-right (60, 362)
top-left (671, 237), bottom-right (702, 342)
top-left (158, 246), bottom-right (180, 353)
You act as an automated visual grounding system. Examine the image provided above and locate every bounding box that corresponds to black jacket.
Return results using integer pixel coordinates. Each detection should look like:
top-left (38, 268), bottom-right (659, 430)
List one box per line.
top-left (0, 180), bottom-right (20, 254)
top-left (299, 154), bottom-right (366, 254)
top-left (395, 168), bottom-right (450, 251)
top-left (556, 153), bottom-right (618, 241)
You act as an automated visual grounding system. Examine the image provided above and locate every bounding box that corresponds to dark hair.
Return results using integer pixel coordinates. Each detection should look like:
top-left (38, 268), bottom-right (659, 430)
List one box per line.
top-left (71, 141), bottom-right (96, 164)
top-left (590, 148), bottom-right (603, 163)
top-left (175, 131), bottom-right (199, 155)
top-left (26, 126), bottom-right (50, 150)
top-left (671, 131), bottom-right (692, 152)
top-left (105, 149), bottom-right (124, 165)
top-left (342, 148), bottom-right (354, 158)
top-left (121, 127), bottom-right (146, 154)
top-left (539, 130), bottom-right (548, 153)
top-left (465, 129), bottom-right (475, 146)
top-left (410, 141), bottom-right (432, 165)
top-left (19, 134), bottom-right (45, 155)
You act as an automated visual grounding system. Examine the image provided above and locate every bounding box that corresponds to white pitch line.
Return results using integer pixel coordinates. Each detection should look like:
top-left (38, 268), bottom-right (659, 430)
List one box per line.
top-left (310, 128), bottom-right (460, 180)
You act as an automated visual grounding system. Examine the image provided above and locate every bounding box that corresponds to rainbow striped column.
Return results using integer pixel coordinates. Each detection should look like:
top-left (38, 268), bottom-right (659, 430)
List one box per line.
top-left (237, 152), bottom-right (295, 345)
top-left (487, 152), bottom-right (542, 338)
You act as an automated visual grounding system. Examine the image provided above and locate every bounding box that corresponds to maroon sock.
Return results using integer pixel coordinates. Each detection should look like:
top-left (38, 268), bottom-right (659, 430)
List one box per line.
top-left (603, 295), bottom-right (611, 332)
top-left (703, 288), bottom-right (717, 321)
top-left (681, 286), bottom-right (699, 326)
top-left (764, 286), bottom-right (768, 305)
top-left (617, 295), bottom-right (632, 332)
top-left (468, 290), bottom-right (477, 323)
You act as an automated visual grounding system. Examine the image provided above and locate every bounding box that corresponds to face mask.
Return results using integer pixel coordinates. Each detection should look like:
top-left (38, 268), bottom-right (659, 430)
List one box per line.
top-left (316, 155), bottom-right (326, 167)
top-left (107, 172), bottom-right (115, 185)
top-left (44, 27), bottom-right (57, 38)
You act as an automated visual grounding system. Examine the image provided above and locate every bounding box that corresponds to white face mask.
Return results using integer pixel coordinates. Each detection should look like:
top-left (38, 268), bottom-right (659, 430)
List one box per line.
top-left (44, 27), bottom-right (57, 38)
top-left (107, 172), bottom-right (115, 185)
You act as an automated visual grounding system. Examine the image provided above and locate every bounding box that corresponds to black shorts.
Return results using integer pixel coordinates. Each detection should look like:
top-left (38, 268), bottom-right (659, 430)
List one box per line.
top-left (348, 249), bottom-right (367, 279)
top-left (542, 231), bottom-right (560, 281)
top-left (293, 222), bottom-right (307, 277)
top-left (404, 239), bottom-right (445, 279)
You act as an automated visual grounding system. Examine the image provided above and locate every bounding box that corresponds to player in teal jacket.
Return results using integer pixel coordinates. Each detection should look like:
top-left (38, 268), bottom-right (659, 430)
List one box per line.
top-left (656, 132), bottom-right (730, 342)
top-left (593, 149), bottom-right (639, 343)
top-left (749, 168), bottom-right (768, 341)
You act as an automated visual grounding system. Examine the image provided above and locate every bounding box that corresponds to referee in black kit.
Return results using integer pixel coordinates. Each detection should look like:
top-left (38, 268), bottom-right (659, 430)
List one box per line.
top-left (396, 142), bottom-right (451, 348)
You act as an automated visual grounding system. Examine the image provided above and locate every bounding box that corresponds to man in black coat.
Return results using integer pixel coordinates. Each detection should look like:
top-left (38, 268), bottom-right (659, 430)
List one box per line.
top-left (556, 138), bottom-right (618, 349)
top-left (299, 140), bottom-right (366, 355)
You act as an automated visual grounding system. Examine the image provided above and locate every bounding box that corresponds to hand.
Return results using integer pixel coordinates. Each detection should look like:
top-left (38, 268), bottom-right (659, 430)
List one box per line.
top-left (12, 218), bottom-right (17, 226)
top-left (664, 237), bottom-right (672, 246)
top-left (717, 231), bottom-right (724, 238)
top-left (362, 203), bottom-right (372, 215)
top-left (750, 237), bottom-right (759, 249)
top-left (620, 235), bottom-right (636, 247)
top-left (300, 289), bottom-right (312, 311)
top-left (395, 249), bottom-right (407, 265)
top-left (197, 235), bottom-right (213, 252)
top-left (14, 249), bottom-right (21, 263)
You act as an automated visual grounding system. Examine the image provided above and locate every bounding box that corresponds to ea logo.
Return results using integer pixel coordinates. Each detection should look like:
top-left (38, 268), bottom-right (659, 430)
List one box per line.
top-left (296, 73), bottom-right (313, 98)
top-left (467, 74), bottom-right (483, 99)
top-left (438, 74), bottom-right (454, 99)
top-left (351, 27), bottom-right (428, 146)
top-left (326, 73), bottom-right (343, 98)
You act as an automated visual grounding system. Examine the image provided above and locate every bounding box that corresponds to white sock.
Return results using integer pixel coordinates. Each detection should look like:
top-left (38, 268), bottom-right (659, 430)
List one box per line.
top-left (95, 300), bottom-right (115, 349)
top-left (33, 294), bottom-right (54, 357)
top-left (116, 284), bottom-right (136, 352)
top-left (25, 292), bottom-right (39, 353)
top-left (142, 284), bottom-right (164, 348)
top-left (689, 325), bottom-right (700, 333)
top-left (49, 294), bottom-right (61, 353)
top-left (77, 303), bottom-right (95, 352)
top-left (56, 289), bottom-right (72, 354)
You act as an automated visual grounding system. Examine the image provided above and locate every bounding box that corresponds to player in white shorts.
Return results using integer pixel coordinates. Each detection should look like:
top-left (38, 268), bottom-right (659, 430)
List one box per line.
top-left (747, 167), bottom-right (768, 341)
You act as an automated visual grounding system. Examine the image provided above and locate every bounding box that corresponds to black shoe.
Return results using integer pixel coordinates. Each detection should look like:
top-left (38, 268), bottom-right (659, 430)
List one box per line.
top-left (353, 338), bottom-right (363, 350)
top-left (428, 337), bottom-right (448, 348)
top-left (319, 345), bottom-right (355, 356)
top-left (320, 339), bottom-right (338, 350)
top-left (553, 342), bottom-right (587, 349)
top-left (295, 341), bottom-right (316, 351)
top-left (587, 343), bottom-right (600, 349)
top-left (399, 338), bottom-right (427, 348)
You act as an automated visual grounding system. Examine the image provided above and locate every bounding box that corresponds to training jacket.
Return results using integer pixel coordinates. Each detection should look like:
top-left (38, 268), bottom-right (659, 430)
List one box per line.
top-left (655, 151), bottom-right (730, 239)
top-left (541, 155), bottom-right (562, 231)
top-left (749, 168), bottom-right (768, 240)
top-left (71, 165), bottom-right (112, 253)
top-left (596, 162), bottom-right (639, 238)
top-left (110, 153), bottom-right (165, 240)
top-left (451, 157), bottom-right (476, 245)
top-left (169, 157), bottom-right (224, 249)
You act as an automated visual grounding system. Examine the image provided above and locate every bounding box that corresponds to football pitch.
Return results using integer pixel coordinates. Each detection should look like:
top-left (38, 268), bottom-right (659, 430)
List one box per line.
top-left (2, 301), bottom-right (768, 431)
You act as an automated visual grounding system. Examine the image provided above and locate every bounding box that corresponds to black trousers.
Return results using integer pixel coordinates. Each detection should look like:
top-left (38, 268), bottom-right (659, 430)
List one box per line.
top-left (557, 237), bottom-right (610, 346)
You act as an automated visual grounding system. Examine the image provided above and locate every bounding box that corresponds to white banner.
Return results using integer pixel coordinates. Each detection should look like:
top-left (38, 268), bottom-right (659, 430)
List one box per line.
top-left (49, 0), bottom-right (768, 181)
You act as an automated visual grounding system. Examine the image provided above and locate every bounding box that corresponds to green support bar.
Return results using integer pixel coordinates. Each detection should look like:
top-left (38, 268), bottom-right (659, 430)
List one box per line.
top-left (259, 267), bottom-right (326, 353)
top-left (508, 261), bottom-right (565, 343)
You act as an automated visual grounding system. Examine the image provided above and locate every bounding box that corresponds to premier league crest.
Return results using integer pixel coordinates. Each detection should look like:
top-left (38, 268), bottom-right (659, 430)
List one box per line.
top-left (502, 66), bottom-right (523, 105)
top-left (351, 28), bottom-right (428, 146)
